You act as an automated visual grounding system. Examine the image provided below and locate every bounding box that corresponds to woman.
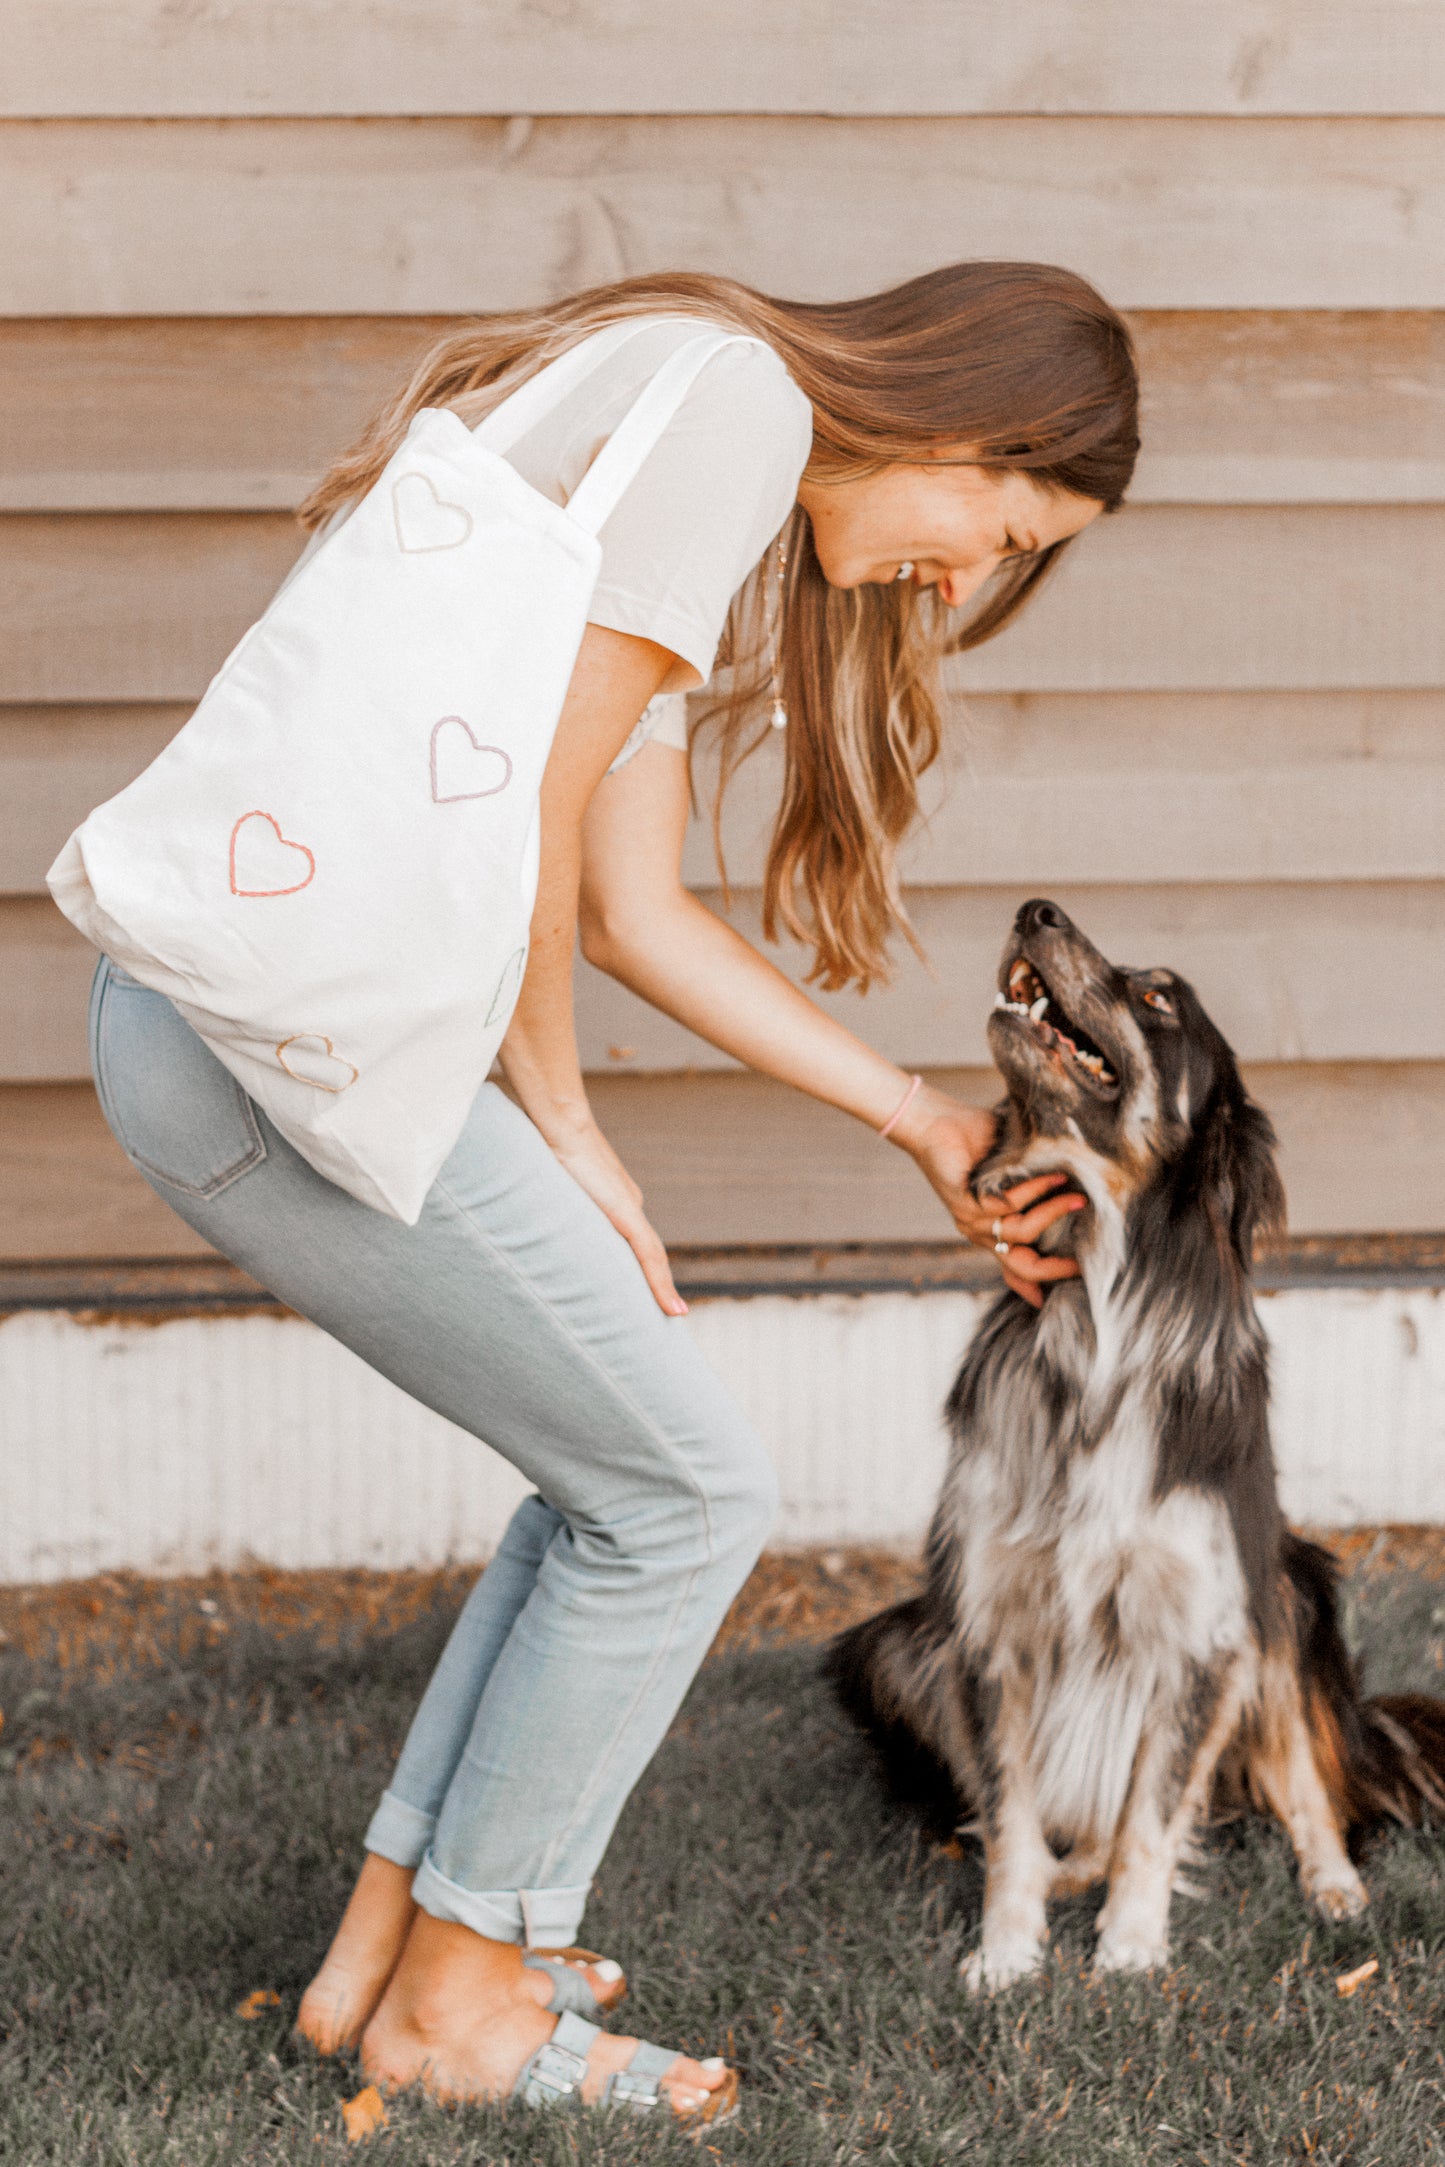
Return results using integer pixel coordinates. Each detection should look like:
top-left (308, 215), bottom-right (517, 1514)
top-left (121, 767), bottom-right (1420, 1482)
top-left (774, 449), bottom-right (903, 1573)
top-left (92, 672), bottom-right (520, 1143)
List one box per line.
top-left (89, 262), bottom-right (1136, 2120)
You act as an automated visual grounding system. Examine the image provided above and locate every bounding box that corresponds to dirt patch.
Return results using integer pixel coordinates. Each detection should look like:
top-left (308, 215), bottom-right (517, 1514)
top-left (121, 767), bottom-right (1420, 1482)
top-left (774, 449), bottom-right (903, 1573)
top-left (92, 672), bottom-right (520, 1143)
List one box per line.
top-left (0, 1529), bottom-right (1438, 1677)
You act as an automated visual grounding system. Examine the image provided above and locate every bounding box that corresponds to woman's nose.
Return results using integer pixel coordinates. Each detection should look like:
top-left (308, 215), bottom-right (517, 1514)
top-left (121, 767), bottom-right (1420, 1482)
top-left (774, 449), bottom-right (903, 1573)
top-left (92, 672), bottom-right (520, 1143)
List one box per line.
top-left (937, 558), bottom-right (1000, 608)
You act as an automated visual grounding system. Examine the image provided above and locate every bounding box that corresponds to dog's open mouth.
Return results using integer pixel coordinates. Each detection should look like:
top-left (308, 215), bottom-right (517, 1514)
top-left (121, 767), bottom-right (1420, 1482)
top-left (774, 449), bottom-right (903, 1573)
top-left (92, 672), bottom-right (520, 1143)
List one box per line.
top-left (994, 958), bottom-right (1119, 1092)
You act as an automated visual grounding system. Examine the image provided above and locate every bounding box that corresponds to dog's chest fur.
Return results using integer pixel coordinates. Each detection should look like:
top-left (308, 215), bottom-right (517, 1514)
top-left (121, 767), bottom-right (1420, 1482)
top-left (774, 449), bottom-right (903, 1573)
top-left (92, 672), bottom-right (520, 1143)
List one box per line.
top-left (934, 1280), bottom-right (1252, 1845)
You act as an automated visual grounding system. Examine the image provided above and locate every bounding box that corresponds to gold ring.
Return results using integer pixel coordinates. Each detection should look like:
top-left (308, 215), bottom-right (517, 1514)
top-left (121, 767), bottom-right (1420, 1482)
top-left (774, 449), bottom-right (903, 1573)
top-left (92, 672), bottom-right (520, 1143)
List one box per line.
top-left (994, 1239), bottom-right (1010, 1257)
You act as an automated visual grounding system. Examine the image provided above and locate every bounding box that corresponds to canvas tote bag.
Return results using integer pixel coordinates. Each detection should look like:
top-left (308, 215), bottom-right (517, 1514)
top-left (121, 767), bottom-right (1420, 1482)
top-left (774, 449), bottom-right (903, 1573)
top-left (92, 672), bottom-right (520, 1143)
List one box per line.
top-left (49, 321), bottom-right (750, 1223)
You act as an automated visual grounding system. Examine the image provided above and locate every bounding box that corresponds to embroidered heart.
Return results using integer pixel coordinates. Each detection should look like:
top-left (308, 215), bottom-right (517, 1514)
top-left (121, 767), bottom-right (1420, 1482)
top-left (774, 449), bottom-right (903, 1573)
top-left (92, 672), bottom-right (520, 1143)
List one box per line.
top-left (430, 717), bottom-right (513, 804)
top-left (392, 472), bottom-right (473, 553)
top-left (485, 946), bottom-right (527, 1026)
top-left (229, 811), bottom-right (316, 897)
top-left (276, 1034), bottom-right (359, 1093)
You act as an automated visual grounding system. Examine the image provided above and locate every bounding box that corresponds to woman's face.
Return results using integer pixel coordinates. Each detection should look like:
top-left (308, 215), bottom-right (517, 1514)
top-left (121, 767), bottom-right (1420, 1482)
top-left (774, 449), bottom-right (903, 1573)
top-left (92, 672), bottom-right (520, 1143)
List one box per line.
top-left (797, 459), bottom-right (1104, 606)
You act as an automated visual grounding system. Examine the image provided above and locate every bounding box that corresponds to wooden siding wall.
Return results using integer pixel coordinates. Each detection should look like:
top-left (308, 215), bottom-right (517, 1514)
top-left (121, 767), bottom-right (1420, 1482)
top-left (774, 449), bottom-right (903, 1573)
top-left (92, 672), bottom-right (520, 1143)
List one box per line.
top-left (2, 6), bottom-right (1443, 1259)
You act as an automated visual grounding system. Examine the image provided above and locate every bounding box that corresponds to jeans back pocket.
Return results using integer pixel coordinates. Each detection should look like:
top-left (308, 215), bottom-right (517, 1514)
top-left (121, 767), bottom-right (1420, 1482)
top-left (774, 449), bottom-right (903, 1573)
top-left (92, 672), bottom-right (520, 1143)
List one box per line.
top-left (89, 958), bottom-right (267, 1200)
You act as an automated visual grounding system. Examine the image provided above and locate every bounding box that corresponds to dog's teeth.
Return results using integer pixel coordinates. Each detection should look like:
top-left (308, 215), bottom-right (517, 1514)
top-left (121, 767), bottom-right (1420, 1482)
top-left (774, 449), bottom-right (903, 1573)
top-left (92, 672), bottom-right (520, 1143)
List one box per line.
top-left (1029, 996), bottom-right (1049, 1022)
top-left (993, 991), bottom-right (1007, 1010)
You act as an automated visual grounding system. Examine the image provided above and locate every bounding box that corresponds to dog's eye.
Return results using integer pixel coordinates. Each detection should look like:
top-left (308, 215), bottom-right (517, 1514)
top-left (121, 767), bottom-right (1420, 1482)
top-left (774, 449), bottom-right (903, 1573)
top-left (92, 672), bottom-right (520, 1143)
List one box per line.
top-left (1143, 990), bottom-right (1174, 1015)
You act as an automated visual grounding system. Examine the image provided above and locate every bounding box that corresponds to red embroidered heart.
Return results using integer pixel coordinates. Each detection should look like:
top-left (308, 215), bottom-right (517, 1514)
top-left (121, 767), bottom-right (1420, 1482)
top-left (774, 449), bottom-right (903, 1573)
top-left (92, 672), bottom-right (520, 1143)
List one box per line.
top-left (230, 812), bottom-right (316, 897)
top-left (430, 718), bottom-right (513, 804)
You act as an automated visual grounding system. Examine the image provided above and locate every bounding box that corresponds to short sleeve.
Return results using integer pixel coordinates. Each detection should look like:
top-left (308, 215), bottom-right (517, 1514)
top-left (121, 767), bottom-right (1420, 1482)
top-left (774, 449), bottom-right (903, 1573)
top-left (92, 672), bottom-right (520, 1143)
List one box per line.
top-left (586, 340), bottom-right (813, 692)
top-left (497, 323), bottom-right (814, 696)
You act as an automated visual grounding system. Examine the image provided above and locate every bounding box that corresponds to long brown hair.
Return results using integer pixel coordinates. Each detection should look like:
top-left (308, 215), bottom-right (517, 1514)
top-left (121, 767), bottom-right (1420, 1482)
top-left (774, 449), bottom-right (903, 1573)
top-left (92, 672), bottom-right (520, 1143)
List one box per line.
top-left (301, 263), bottom-right (1139, 990)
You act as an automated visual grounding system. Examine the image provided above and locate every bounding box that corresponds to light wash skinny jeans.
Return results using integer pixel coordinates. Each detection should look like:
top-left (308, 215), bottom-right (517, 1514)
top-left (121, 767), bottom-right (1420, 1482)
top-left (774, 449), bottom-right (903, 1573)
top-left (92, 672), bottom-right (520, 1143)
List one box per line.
top-left (90, 958), bottom-right (778, 1946)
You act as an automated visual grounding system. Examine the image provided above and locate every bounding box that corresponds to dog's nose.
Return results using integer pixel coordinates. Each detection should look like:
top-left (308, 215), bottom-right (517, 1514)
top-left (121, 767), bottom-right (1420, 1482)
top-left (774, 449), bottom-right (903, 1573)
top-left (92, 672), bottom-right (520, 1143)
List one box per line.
top-left (1016, 898), bottom-right (1072, 937)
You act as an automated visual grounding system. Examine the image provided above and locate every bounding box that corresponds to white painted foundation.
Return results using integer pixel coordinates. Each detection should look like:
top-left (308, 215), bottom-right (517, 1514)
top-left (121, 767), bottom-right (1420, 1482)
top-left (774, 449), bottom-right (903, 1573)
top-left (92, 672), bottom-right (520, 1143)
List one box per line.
top-left (2, 1286), bottom-right (1442, 1582)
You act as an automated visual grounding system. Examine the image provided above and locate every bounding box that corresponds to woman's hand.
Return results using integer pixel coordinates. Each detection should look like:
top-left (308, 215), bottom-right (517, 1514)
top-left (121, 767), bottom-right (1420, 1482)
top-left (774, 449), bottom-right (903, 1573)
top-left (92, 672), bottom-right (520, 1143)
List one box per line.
top-left (546, 1114), bottom-right (688, 1319)
top-left (889, 1085), bottom-right (1085, 1308)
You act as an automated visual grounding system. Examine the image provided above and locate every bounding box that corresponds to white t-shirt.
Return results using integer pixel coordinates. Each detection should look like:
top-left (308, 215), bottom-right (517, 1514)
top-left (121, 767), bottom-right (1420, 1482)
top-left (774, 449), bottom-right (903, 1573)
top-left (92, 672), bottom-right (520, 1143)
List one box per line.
top-left (493, 318), bottom-right (814, 768)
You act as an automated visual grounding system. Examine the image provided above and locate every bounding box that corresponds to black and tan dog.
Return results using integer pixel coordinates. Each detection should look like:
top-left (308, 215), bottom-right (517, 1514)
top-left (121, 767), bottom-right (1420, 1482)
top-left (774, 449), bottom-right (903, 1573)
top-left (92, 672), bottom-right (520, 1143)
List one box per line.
top-left (830, 898), bottom-right (1445, 1989)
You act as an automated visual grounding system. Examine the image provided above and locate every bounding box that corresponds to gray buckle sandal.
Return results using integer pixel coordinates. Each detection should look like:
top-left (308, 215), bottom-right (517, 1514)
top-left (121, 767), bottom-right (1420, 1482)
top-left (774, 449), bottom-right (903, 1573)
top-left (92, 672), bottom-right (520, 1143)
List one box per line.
top-left (521, 1946), bottom-right (624, 2019)
top-left (512, 2010), bottom-right (740, 2125)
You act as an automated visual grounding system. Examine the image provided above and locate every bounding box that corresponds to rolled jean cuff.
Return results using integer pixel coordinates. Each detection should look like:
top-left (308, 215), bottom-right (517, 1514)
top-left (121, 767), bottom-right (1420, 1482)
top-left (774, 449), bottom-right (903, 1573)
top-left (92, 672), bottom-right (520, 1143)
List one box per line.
top-left (363, 1790), bottom-right (436, 1870)
top-left (411, 1850), bottom-right (590, 1948)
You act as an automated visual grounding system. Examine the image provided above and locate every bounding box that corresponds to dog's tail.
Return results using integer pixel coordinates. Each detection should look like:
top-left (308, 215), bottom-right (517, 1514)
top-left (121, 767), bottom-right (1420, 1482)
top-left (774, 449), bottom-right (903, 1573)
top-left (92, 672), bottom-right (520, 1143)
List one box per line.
top-left (825, 1597), bottom-right (966, 1837)
top-left (1285, 1533), bottom-right (1445, 1832)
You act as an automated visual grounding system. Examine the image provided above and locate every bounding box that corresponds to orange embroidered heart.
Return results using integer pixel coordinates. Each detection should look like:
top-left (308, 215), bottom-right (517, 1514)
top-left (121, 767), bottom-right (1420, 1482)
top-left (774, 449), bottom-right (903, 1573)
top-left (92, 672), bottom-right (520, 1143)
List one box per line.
top-left (230, 812), bottom-right (316, 897)
top-left (276, 1034), bottom-right (359, 1093)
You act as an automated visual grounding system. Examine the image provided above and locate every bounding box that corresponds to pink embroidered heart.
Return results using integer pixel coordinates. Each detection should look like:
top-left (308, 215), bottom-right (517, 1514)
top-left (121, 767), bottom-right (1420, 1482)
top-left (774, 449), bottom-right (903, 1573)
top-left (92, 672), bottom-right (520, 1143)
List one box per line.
top-left (485, 946), bottom-right (527, 1026)
top-left (276, 1034), bottom-right (358, 1093)
top-left (230, 811), bottom-right (316, 897)
top-left (392, 472), bottom-right (473, 553)
top-left (430, 718), bottom-right (513, 804)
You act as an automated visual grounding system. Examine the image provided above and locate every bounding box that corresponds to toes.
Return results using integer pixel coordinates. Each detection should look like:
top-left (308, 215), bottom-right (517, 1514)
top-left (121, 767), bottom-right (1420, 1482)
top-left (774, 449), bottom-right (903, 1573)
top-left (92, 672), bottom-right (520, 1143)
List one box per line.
top-left (662, 2052), bottom-right (731, 2116)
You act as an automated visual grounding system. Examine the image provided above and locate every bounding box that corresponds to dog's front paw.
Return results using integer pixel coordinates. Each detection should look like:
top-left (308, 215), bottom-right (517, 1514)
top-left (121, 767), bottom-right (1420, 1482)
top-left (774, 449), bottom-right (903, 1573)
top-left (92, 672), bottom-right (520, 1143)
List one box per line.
top-left (962, 1937), bottom-right (1045, 1994)
top-left (1092, 1929), bottom-right (1168, 1976)
top-left (1306, 1867), bottom-right (1369, 1922)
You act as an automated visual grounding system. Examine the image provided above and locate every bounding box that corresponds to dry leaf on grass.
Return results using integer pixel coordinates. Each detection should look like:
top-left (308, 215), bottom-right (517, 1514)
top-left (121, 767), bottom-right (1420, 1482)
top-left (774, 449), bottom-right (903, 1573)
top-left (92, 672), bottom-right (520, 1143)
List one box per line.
top-left (1335, 1957), bottom-right (1380, 1998)
top-left (341, 2086), bottom-right (389, 2143)
top-left (234, 1988), bottom-right (282, 2019)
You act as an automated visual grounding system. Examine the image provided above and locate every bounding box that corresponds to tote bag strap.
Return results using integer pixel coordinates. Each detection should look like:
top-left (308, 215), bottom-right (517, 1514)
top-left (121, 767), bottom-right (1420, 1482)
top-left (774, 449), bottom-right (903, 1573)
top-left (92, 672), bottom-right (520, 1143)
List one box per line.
top-left (472, 316), bottom-right (662, 456)
top-left (563, 331), bottom-right (752, 538)
top-left (473, 317), bottom-right (763, 539)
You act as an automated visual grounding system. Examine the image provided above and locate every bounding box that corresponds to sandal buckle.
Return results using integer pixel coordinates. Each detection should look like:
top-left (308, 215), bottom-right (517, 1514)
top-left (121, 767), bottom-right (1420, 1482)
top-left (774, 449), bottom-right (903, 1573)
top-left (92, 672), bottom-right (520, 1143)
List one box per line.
top-left (523, 2041), bottom-right (590, 2104)
top-left (608, 2069), bottom-right (662, 2109)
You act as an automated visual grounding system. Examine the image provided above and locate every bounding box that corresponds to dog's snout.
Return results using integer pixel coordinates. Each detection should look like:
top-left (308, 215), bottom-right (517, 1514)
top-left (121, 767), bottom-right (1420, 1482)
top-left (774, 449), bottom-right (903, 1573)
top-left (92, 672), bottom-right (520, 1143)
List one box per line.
top-left (1017, 898), bottom-right (1072, 937)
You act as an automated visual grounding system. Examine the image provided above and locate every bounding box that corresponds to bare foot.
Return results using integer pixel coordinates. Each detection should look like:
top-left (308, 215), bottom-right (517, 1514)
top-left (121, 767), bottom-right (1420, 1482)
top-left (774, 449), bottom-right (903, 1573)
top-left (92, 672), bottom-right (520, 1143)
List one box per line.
top-left (360, 1913), bottom-right (732, 2119)
top-left (298, 1858), bottom-right (628, 2055)
top-left (298, 1855), bottom-right (418, 2054)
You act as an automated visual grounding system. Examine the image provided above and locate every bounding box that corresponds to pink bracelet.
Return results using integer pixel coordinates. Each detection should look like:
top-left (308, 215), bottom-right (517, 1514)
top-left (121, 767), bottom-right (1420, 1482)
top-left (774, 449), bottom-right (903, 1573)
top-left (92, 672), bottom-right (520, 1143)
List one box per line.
top-left (878, 1072), bottom-right (923, 1140)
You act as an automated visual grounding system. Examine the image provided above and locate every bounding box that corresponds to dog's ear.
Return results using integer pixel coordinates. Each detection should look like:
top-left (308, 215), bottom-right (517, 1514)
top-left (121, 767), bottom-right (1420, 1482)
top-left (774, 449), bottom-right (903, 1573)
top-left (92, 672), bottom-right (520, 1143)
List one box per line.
top-left (1197, 1083), bottom-right (1286, 1266)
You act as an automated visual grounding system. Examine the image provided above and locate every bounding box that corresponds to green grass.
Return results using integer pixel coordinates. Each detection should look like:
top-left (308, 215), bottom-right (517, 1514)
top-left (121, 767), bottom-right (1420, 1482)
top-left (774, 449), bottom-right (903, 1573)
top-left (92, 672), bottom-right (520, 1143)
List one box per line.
top-left (2, 1562), bottom-right (1445, 2165)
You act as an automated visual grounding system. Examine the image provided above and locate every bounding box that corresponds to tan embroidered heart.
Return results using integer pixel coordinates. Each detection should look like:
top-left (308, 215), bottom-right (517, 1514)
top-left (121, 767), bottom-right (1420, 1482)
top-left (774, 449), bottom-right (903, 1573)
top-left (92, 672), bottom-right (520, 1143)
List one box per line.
top-left (430, 717), bottom-right (513, 804)
top-left (392, 472), bottom-right (474, 553)
top-left (229, 811), bottom-right (316, 897)
top-left (276, 1034), bottom-right (359, 1093)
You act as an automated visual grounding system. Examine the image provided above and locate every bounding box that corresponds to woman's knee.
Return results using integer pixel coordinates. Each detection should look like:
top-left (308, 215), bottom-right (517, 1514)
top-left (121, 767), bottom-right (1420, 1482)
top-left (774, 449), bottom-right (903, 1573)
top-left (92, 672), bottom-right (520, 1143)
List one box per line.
top-left (495, 1492), bottom-right (566, 1571)
top-left (706, 1427), bottom-right (780, 1567)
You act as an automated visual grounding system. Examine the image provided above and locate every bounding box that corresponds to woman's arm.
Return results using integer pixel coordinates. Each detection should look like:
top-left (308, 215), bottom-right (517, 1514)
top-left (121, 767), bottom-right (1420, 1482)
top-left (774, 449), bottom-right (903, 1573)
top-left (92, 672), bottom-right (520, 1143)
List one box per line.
top-left (580, 740), bottom-right (1083, 1305)
top-left (498, 622), bottom-right (690, 1316)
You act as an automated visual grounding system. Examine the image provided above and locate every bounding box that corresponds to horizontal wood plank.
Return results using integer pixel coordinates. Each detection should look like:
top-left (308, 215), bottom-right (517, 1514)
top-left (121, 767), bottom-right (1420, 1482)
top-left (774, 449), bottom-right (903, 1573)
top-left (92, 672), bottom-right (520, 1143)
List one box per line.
top-left (8, 2), bottom-right (1445, 118)
top-left (688, 693), bottom-right (1445, 890)
top-left (6, 312), bottom-right (1445, 513)
top-left (5, 503), bottom-right (1443, 704)
top-left (0, 706), bottom-right (182, 892)
top-left (10, 692), bottom-right (1444, 898)
top-left (0, 515), bottom-right (302, 704)
top-left (6, 1063), bottom-right (1444, 1261)
top-left (11, 880), bottom-right (1444, 1080)
top-left (574, 882), bottom-right (1445, 1073)
top-left (3, 119), bottom-right (1444, 316)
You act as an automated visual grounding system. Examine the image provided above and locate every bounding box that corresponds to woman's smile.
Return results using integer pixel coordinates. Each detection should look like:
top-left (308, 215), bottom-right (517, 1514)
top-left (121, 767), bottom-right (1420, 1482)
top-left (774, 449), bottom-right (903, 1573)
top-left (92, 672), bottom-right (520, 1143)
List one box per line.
top-left (798, 459), bottom-right (1104, 605)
